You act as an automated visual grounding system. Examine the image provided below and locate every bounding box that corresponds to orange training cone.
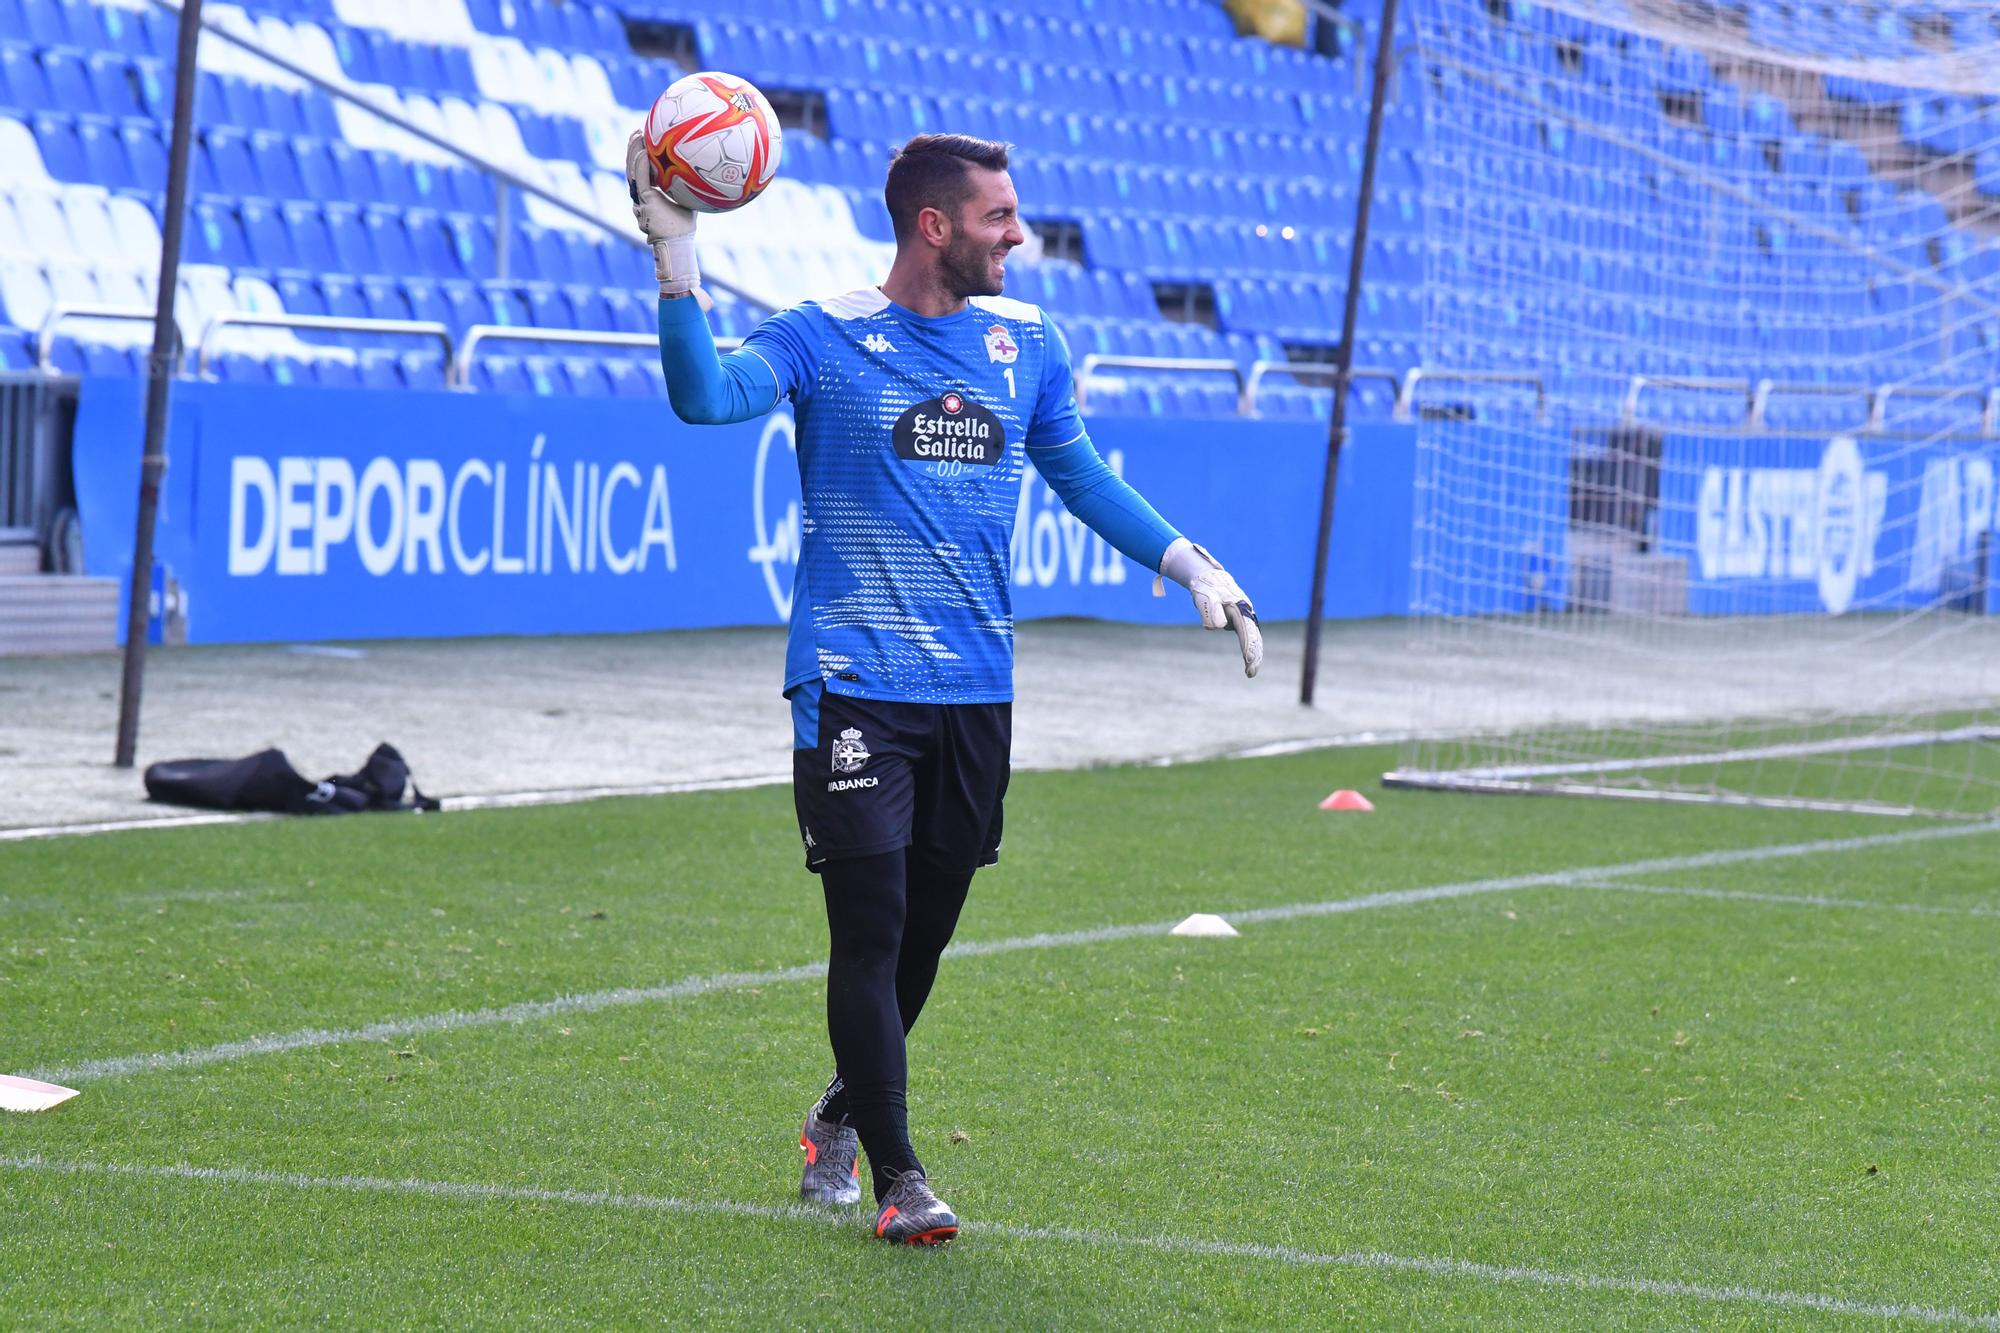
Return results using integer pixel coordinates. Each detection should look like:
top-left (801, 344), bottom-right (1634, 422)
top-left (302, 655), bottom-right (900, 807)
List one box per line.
top-left (1319, 789), bottom-right (1375, 812)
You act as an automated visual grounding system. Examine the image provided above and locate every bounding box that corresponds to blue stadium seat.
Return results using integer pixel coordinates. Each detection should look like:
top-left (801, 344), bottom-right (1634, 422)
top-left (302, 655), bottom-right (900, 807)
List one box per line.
top-left (360, 276), bottom-right (413, 322)
top-left (314, 356), bottom-right (362, 389)
top-left (238, 198), bottom-right (295, 269)
top-left (562, 355), bottom-right (610, 396)
top-left (602, 356), bottom-right (659, 398)
top-left (189, 200), bottom-right (251, 267)
top-left (30, 112), bottom-right (84, 182)
top-left (281, 201), bottom-right (337, 272)
top-left (323, 203), bottom-right (379, 275)
top-left (565, 284), bottom-right (612, 330)
top-left (438, 279), bottom-right (487, 331)
top-left (358, 348), bottom-right (403, 390)
top-left (400, 278), bottom-right (450, 328)
top-left (318, 273), bottom-right (368, 322)
top-left (203, 128), bottom-right (261, 198)
top-left (274, 273), bottom-right (326, 317)
top-left (400, 350), bottom-right (447, 390)
top-left (523, 282), bottom-right (566, 327)
top-left (92, 3), bottom-right (152, 55)
top-left (522, 354), bottom-right (567, 395)
top-left (214, 352), bottom-right (271, 385)
top-left (75, 116), bottom-right (130, 191)
top-left (84, 53), bottom-right (139, 119)
top-left (247, 131), bottom-right (306, 202)
top-left (479, 352), bottom-right (532, 394)
top-left (252, 86), bottom-right (308, 139)
top-left (363, 206), bottom-right (418, 276)
top-left (264, 354), bottom-right (308, 388)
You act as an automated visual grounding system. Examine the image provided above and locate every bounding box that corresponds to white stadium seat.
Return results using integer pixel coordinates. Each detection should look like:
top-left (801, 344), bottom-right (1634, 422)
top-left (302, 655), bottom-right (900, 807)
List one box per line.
top-left (0, 118), bottom-right (58, 192)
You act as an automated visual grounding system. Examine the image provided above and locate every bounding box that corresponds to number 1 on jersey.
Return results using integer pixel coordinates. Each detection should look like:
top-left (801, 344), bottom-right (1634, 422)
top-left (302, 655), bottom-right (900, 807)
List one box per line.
top-left (1002, 366), bottom-right (1016, 399)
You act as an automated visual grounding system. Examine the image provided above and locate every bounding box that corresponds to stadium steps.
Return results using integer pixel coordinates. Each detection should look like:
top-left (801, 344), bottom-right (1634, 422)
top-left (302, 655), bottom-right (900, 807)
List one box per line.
top-left (0, 568), bottom-right (120, 656)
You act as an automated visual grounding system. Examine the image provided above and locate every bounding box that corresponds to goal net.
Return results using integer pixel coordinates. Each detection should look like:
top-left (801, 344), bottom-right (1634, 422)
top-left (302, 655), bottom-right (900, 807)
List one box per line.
top-left (1384, 0), bottom-right (2000, 816)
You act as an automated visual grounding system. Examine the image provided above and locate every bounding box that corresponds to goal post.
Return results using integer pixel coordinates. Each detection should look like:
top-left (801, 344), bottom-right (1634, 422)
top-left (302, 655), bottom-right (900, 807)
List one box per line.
top-left (1381, 0), bottom-right (2000, 817)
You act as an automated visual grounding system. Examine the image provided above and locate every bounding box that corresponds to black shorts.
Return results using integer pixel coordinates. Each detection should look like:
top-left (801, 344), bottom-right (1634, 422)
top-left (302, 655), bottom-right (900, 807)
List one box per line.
top-left (790, 683), bottom-right (1011, 874)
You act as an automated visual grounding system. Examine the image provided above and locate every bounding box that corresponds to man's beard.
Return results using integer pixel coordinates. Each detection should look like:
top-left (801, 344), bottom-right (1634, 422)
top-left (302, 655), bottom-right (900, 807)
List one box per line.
top-left (942, 234), bottom-right (1003, 298)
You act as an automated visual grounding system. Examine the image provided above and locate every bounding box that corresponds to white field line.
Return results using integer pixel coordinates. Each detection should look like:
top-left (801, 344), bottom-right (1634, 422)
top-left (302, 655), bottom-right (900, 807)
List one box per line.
top-left (32, 819), bottom-right (2000, 1087)
top-left (2, 1154), bottom-right (1994, 1329)
top-left (1575, 880), bottom-right (2000, 920)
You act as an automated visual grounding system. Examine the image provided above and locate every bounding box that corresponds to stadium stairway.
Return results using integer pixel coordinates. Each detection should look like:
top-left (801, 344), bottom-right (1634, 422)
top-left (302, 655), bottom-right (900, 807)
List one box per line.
top-left (0, 537), bottom-right (118, 655)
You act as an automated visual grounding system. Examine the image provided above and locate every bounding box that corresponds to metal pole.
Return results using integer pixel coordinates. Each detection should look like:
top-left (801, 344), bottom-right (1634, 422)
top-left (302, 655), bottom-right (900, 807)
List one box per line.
top-left (114, 0), bottom-right (202, 768)
top-left (494, 179), bottom-right (510, 282)
top-left (1300, 0), bottom-right (1400, 707)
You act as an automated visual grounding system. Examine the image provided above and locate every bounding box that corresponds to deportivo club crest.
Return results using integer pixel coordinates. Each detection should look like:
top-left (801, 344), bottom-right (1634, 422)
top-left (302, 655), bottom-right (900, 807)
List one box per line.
top-left (984, 324), bottom-right (1018, 364)
top-left (831, 727), bottom-right (871, 774)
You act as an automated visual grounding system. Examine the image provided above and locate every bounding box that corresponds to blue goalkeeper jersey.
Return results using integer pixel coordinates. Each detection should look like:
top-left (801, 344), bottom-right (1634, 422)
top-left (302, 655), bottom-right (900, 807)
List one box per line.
top-left (656, 287), bottom-right (1179, 706)
top-left (746, 290), bottom-right (1092, 704)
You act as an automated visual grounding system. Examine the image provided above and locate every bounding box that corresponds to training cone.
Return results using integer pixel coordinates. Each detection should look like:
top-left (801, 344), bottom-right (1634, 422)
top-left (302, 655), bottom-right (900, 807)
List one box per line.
top-left (1319, 789), bottom-right (1375, 812)
top-left (0, 1074), bottom-right (79, 1113)
top-left (1170, 913), bottom-right (1240, 938)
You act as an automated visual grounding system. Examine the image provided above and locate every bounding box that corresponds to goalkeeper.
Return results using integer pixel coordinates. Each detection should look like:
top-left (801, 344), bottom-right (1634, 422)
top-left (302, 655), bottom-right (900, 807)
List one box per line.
top-left (631, 131), bottom-right (1260, 1246)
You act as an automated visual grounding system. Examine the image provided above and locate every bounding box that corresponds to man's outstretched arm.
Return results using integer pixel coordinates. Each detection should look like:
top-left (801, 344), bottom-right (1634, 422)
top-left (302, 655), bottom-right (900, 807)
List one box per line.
top-left (1027, 429), bottom-right (1263, 678)
top-left (656, 295), bottom-right (785, 425)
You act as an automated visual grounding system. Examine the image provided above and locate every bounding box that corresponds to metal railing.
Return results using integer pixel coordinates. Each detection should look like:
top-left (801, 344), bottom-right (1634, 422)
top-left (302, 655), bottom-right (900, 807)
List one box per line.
top-left (1870, 383), bottom-right (1990, 433)
top-left (1074, 354), bottom-right (1243, 413)
top-left (1240, 361), bottom-right (1400, 416)
top-left (451, 325), bottom-right (741, 387)
top-left (1397, 369), bottom-right (1545, 422)
top-left (1621, 375), bottom-right (1753, 426)
top-left (1749, 379), bottom-right (1872, 429)
top-left (194, 313), bottom-right (453, 378)
top-left (35, 305), bottom-right (161, 371)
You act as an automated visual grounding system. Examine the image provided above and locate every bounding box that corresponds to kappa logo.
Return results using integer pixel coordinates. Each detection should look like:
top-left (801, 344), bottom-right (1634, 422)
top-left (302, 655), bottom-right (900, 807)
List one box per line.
top-left (861, 333), bottom-right (897, 354)
top-left (831, 726), bottom-right (871, 774)
top-left (983, 324), bottom-right (1018, 364)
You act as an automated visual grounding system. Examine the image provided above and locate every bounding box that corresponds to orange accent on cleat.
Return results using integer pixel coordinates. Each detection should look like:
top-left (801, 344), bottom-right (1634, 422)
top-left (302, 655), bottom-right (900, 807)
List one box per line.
top-left (800, 1130), bottom-right (818, 1165)
top-left (904, 1226), bottom-right (957, 1246)
top-left (874, 1205), bottom-right (898, 1238)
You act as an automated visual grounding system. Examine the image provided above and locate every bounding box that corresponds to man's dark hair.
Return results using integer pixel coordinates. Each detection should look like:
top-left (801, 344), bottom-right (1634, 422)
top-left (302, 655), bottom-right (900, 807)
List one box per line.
top-left (884, 134), bottom-right (1012, 243)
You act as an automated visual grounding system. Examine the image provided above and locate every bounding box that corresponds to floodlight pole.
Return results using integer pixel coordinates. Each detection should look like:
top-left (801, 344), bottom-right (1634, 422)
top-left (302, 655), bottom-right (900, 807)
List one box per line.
top-left (1300, 0), bottom-right (1400, 707)
top-left (114, 0), bottom-right (202, 767)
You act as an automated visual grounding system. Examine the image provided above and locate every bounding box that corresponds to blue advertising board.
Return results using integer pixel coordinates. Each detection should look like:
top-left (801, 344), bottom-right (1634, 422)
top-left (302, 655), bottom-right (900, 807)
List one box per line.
top-left (1657, 432), bottom-right (1997, 615)
top-left (71, 379), bottom-right (1423, 645)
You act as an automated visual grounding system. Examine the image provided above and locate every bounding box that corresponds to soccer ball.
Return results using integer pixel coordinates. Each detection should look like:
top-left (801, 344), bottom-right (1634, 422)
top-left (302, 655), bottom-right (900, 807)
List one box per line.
top-left (642, 71), bottom-right (783, 213)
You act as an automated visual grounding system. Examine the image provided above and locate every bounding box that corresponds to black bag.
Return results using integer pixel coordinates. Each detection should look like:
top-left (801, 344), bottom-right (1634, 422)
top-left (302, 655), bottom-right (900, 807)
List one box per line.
top-left (144, 743), bottom-right (440, 815)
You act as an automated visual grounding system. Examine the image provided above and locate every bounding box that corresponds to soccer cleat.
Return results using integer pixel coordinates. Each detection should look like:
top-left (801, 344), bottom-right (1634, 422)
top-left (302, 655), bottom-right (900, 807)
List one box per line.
top-left (872, 1168), bottom-right (958, 1246)
top-left (799, 1110), bottom-right (862, 1206)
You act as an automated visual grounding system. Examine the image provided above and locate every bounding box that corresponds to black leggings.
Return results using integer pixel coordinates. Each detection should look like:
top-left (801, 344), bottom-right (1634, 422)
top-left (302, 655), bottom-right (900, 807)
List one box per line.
top-left (818, 846), bottom-right (975, 1196)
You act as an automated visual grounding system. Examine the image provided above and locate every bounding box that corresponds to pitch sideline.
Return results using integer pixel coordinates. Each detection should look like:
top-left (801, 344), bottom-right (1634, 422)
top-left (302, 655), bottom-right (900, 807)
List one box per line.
top-left (32, 817), bottom-right (2000, 1086)
top-left (1, 1154), bottom-right (1993, 1328)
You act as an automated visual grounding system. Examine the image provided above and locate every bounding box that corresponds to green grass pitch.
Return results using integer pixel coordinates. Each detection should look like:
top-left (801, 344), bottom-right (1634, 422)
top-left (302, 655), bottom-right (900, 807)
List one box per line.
top-left (4, 746), bottom-right (1998, 1328)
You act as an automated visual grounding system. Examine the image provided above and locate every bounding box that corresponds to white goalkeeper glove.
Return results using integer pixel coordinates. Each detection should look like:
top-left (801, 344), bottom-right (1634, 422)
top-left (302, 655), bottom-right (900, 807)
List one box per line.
top-left (1157, 537), bottom-right (1263, 678)
top-left (625, 130), bottom-right (701, 300)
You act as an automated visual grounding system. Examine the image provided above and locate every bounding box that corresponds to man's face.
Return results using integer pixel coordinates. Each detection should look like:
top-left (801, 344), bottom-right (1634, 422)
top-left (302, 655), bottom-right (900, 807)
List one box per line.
top-left (938, 168), bottom-right (1026, 299)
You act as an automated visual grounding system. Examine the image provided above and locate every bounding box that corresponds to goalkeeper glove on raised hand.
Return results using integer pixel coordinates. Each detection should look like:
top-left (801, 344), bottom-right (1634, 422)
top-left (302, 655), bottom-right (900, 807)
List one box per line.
top-left (625, 130), bottom-right (701, 300)
top-left (1158, 537), bottom-right (1263, 678)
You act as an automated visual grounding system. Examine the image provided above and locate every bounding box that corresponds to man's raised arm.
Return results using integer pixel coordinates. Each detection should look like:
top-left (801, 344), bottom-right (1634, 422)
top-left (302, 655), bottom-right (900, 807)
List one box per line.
top-left (628, 131), bottom-right (792, 426)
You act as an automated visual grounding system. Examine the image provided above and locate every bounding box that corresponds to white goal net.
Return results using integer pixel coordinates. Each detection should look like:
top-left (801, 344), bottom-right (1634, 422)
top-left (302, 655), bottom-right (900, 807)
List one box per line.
top-left (1386, 0), bottom-right (2000, 815)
